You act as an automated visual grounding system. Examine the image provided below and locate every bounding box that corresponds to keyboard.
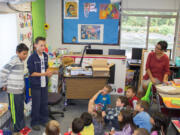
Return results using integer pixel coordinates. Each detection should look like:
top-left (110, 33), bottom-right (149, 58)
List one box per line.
top-left (130, 59), bottom-right (141, 64)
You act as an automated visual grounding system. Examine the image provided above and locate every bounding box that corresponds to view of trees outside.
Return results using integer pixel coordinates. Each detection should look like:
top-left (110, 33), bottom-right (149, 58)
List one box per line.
top-left (120, 12), bottom-right (177, 59)
top-left (121, 16), bottom-right (148, 58)
top-left (148, 17), bottom-right (176, 53)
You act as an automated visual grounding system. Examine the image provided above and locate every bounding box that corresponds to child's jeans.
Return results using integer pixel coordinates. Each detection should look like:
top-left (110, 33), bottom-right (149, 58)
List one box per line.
top-left (8, 93), bottom-right (25, 132)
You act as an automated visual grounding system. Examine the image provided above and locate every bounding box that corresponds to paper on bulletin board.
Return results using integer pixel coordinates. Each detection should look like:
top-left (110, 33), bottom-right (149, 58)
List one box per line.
top-left (78, 24), bottom-right (104, 43)
top-left (84, 3), bottom-right (97, 18)
top-left (99, 4), bottom-right (120, 19)
top-left (64, 0), bottom-right (79, 19)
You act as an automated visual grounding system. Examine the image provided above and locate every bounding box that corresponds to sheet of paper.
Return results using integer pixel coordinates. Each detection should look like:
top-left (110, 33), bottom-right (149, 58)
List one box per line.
top-left (0, 104), bottom-right (3, 109)
top-left (158, 86), bottom-right (176, 92)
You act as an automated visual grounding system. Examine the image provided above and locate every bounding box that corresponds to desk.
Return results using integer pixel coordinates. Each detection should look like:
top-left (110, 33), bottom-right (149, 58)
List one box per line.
top-left (155, 85), bottom-right (180, 115)
top-left (64, 75), bottom-right (108, 99)
top-left (63, 54), bottom-right (126, 95)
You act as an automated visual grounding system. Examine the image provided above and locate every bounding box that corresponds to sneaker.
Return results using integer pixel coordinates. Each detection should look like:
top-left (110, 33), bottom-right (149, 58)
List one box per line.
top-left (32, 125), bottom-right (40, 131)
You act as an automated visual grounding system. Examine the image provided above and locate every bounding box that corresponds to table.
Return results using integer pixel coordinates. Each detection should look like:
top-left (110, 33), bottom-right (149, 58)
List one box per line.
top-left (155, 85), bottom-right (180, 115)
top-left (63, 75), bottom-right (108, 99)
top-left (63, 54), bottom-right (127, 95)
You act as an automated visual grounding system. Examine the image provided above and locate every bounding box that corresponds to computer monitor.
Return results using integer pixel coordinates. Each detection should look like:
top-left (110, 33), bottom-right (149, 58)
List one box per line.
top-left (108, 49), bottom-right (126, 56)
top-left (86, 49), bottom-right (103, 55)
top-left (131, 48), bottom-right (143, 60)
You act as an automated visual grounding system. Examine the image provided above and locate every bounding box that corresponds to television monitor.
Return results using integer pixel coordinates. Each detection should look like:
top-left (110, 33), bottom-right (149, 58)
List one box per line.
top-left (86, 49), bottom-right (103, 55)
top-left (108, 49), bottom-right (126, 56)
top-left (131, 48), bottom-right (143, 60)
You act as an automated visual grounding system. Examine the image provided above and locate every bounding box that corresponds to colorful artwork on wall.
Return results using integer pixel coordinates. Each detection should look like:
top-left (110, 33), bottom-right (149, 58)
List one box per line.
top-left (78, 24), bottom-right (104, 43)
top-left (64, 0), bottom-right (78, 19)
top-left (84, 3), bottom-right (97, 18)
top-left (99, 4), bottom-right (120, 19)
top-left (17, 12), bottom-right (32, 45)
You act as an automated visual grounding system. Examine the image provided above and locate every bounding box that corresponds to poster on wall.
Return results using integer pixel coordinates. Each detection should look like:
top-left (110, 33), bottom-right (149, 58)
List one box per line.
top-left (17, 12), bottom-right (32, 50)
top-left (84, 3), bottom-right (97, 18)
top-left (17, 12), bottom-right (32, 72)
top-left (64, 0), bottom-right (79, 19)
top-left (78, 24), bottom-right (104, 43)
top-left (99, 4), bottom-right (120, 19)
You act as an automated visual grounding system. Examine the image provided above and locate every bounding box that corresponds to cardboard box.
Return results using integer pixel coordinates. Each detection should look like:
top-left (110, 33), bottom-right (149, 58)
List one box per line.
top-left (92, 59), bottom-right (109, 77)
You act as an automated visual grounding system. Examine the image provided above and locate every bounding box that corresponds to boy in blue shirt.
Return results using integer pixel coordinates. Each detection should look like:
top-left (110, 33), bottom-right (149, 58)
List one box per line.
top-left (94, 85), bottom-right (112, 111)
top-left (27, 37), bottom-right (52, 131)
top-left (133, 100), bottom-right (152, 133)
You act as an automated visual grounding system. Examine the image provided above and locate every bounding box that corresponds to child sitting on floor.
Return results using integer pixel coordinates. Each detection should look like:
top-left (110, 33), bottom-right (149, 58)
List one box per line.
top-left (94, 85), bottom-right (112, 111)
top-left (80, 112), bottom-right (94, 135)
top-left (88, 90), bottom-right (105, 135)
top-left (43, 120), bottom-right (61, 135)
top-left (126, 86), bottom-right (139, 109)
top-left (103, 96), bottom-right (129, 130)
top-left (133, 100), bottom-right (152, 133)
top-left (64, 118), bottom-right (84, 135)
top-left (108, 109), bottom-right (135, 135)
top-left (150, 112), bottom-right (169, 135)
top-left (133, 128), bottom-right (150, 135)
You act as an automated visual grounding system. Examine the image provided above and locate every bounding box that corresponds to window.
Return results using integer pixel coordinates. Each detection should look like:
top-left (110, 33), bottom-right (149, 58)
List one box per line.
top-left (0, 14), bottom-right (18, 69)
top-left (120, 11), bottom-right (177, 59)
top-left (121, 16), bottom-right (148, 58)
top-left (148, 17), bottom-right (176, 53)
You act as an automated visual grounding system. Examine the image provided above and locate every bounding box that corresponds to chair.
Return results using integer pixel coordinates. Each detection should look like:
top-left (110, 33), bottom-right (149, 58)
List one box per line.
top-left (48, 92), bottom-right (64, 120)
top-left (141, 82), bottom-right (153, 105)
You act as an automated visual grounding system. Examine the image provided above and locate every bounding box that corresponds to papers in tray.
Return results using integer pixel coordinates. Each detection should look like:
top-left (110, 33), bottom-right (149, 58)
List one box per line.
top-left (157, 86), bottom-right (176, 92)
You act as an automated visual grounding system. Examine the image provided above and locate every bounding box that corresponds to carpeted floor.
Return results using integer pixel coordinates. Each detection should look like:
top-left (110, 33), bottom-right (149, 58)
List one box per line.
top-left (0, 91), bottom-right (178, 135)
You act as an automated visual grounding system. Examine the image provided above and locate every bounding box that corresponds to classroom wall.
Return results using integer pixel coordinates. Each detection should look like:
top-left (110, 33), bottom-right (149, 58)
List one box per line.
top-left (45, 0), bottom-right (180, 55)
top-left (122, 0), bottom-right (179, 11)
top-left (0, 2), bottom-right (31, 12)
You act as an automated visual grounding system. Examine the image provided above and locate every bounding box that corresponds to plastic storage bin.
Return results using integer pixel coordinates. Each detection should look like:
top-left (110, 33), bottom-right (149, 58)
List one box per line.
top-left (175, 56), bottom-right (180, 67)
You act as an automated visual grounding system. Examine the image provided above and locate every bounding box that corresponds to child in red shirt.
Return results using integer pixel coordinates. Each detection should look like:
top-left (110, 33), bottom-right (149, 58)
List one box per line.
top-left (126, 86), bottom-right (139, 109)
top-left (64, 118), bottom-right (84, 135)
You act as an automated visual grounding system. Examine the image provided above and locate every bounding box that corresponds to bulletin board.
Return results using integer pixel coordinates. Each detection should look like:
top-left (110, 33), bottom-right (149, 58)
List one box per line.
top-left (62, 0), bottom-right (121, 45)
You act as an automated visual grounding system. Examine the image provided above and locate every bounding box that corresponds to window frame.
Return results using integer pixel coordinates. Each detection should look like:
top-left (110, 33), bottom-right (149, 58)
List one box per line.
top-left (120, 10), bottom-right (178, 60)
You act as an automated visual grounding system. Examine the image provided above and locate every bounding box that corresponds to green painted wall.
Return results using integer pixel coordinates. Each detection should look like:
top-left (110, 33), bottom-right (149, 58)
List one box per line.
top-left (32, 0), bottom-right (46, 41)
